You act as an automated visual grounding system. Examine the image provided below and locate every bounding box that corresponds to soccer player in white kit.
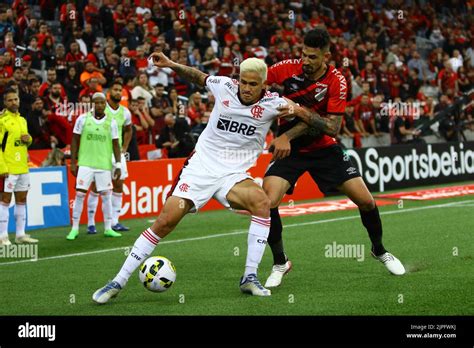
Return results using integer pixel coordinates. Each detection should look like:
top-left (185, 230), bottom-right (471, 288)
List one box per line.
top-left (93, 52), bottom-right (288, 302)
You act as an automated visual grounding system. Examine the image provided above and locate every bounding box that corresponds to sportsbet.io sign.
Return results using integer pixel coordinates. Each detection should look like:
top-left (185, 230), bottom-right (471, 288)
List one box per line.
top-left (346, 141), bottom-right (474, 192)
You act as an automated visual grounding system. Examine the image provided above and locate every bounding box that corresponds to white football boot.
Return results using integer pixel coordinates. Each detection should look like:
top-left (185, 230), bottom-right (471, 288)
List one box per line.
top-left (264, 260), bottom-right (292, 288)
top-left (374, 252), bottom-right (406, 275)
top-left (240, 273), bottom-right (271, 296)
top-left (0, 237), bottom-right (12, 246)
top-left (92, 281), bottom-right (122, 304)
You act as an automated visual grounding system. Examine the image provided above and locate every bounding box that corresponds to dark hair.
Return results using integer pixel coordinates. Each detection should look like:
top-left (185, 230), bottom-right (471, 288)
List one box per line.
top-left (111, 80), bottom-right (123, 88)
top-left (304, 28), bottom-right (330, 51)
top-left (3, 88), bottom-right (18, 99)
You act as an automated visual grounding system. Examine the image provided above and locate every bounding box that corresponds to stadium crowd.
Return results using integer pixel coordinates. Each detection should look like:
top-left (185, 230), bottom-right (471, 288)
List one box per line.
top-left (0, 0), bottom-right (472, 161)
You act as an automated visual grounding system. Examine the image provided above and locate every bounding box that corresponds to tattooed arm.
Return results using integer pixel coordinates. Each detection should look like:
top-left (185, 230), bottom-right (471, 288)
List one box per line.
top-left (149, 52), bottom-right (208, 88)
top-left (278, 98), bottom-right (343, 137)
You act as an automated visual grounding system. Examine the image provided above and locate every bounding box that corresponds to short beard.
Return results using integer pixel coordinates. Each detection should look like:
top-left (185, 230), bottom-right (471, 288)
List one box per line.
top-left (111, 95), bottom-right (121, 103)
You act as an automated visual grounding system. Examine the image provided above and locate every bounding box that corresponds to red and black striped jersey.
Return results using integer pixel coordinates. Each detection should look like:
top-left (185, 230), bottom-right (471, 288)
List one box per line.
top-left (267, 59), bottom-right (347, 152)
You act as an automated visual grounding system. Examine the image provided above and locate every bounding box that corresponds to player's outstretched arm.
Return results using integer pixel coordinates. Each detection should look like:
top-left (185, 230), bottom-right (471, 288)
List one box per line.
top-left (278, 99), bottom-right (342, 138)
top-left (149, 52), bottom-right (208, 88)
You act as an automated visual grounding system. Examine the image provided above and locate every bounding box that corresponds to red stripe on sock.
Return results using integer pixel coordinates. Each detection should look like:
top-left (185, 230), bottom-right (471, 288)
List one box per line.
top-left (251, 216), bottom-right (270, 223)
top-left (251, 218), bottom-right (270, 227)
top-left (142, 229), bottom-right (159, 245)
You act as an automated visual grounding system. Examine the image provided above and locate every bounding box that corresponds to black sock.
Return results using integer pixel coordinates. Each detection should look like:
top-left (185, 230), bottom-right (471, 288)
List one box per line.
top-left (359, 205), bottom-right (387, 256)
top-left (267, 207), bottom-right (287, 265)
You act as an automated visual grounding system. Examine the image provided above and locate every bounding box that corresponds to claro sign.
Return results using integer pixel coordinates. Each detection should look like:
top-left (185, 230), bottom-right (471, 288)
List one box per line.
top-left (346, 142), bottom-right (474, 192)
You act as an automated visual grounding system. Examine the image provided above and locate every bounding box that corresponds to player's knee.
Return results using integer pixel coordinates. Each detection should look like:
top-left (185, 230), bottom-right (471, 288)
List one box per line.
top-left (358, 198), bottom-right (376, 211)
top-left (249, 191), bottom-right (271, 217)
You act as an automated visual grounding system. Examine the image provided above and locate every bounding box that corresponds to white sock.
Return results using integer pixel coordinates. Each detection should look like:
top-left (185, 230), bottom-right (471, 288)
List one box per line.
top-left (14, 203), bottom-right (26, 238)
top-left (101, 191), bottom-right (113, 231)
top-left (0, 202), bottom-right (10, 239)
top-left (244, 216), bottom-right (271, 277)
top-left (72, 192), bottom-right (86, 230)
top-left (112, 192), bottom-right (123, 226)
top-left (113, 228), bottom-right (160, 287)
top-left (87, 192), bottom-right (100, 226)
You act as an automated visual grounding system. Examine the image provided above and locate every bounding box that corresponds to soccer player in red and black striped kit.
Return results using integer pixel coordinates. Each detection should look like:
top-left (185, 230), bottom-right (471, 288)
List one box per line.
top-left (263, 28), bottom-right (405, 288)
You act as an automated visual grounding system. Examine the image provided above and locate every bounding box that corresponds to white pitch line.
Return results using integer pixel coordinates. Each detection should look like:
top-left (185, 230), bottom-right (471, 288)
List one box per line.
top-left (0, 199), bottom-right (472, 266)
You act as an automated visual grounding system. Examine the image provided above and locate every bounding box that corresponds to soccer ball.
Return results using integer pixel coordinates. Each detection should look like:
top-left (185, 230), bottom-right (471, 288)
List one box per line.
top-left (139, 256), bottom-right (176, 292)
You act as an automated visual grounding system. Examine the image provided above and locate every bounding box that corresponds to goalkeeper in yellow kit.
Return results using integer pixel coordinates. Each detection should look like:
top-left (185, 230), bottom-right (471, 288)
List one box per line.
top-left (0, 89), bottom-right (38, 246)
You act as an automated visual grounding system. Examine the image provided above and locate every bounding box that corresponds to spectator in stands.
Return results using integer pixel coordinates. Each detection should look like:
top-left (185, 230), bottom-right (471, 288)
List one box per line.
top-left (36, 22), bottom-right (54, 49)
top-left (84, 0), bottom-right (100, 32)
top-left (165, 21), bottom-right (189, 50)
top-left (23, 18), bottom-right (38, 45)
top-left (82, 23), bottom-right (96, 53)
top-left (191, 112), bottom-right (209, 139)
top-left (129, 98), bottom-right (152, 145)
top-left (407, 51), bottom-right (428, 81)
top-left (156, 114), bottom-right (194, 158)
top-left (202, 46), bottom-right (220, 75)
top-left (118, 46), bottom-right (137, 79)
top-left (150, 84), bottom-right (171, 117)
top-left (354, 94), bottom-right (380, 137)
top-left (121, 21), bottom-right (142, 51)
top-left (28, 97), bottom-right (54, 150)
top-left (390, 106), bottom-right (421, 145)
top-left (168, 87), bottom-right (185, 117)
top-left (438, 61), bottom-right (458, 95)
top-left (66, 41), bottom-right (86, 65)
top-left (79, 77), bottom-right (101, 99)
top-left (43, 82), bottom-right (66, 116)
top-left (41, 36), bottom-right (56, 69)
top-left (80, 60), bottom-right (106, 91)
top-left (24, 37), bottom-right (43, 73)
top-left (99, 0), bottom-right (115, 38)
top-left (63, 65), bottom-right (82, 103)
top-left (131, 72), bottom-right (155, 106)
top-left (187, 92), bottom-right (207, 127)
top-left (54, 43), bottom-right (68, 83)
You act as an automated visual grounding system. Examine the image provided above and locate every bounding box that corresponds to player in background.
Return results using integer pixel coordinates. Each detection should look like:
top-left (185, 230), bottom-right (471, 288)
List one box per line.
top-left (67, 92), bottom-right (122, 240)
top-left (0, 89), bottom-right (38, 246)
top-left (86, 81), bottom-right (133, 234)
top-left (263, 28), bottom-right (405, 288)
top-left (92, 53), bottom-right (289, 303)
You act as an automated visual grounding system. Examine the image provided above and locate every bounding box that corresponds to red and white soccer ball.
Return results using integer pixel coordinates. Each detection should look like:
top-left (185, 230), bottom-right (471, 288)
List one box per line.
top-left (139, 256), bottom-right (177, 292)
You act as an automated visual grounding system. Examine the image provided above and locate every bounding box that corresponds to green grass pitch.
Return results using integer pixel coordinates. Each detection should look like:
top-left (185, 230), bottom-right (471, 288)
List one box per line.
top-left (0, 182), bottom-right (473, 316)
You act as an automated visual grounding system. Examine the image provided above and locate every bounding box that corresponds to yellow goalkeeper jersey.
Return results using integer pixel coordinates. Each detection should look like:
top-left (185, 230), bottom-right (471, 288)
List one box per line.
top-left (0, 109), bottom-right (32, 175)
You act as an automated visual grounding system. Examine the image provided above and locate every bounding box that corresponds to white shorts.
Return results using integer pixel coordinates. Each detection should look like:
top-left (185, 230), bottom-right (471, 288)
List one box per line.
top-left (76, 166), bottom-right (112, 192)
top-left (170, 153), bottom-right (252, 213)
top-left (112, 153), bottom-right (128, 180)
top-left (3, 174), bottom-right (30, 193)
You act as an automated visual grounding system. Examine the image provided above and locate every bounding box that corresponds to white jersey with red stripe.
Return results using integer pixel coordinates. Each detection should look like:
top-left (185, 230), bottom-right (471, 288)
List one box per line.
top-left (195, 75), bottom-right (288, 175)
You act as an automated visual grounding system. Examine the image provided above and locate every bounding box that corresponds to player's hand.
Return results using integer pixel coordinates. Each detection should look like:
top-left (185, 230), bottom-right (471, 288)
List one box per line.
top-left (20, 134), bottom-right (31, 144)
top-left (113, 168), bottom-right (121, 181)
top-left (70, 163), bottom-right (78, 177)
top-left (269, 134), bottom-right (291, 161)
top-left (171, 141), bottom-right (180, 149)
top-left (148, 52), bottom-right (174, 69)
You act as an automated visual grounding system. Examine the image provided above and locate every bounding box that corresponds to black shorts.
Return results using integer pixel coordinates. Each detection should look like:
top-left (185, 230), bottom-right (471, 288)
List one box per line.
top-left (264, 144), bottom-right (361, 195)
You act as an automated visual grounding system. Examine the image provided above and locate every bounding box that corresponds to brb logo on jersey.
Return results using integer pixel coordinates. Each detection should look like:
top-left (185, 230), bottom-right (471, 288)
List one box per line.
top-left (217, 117), bottom-right (256, 136)
top-left (250, 105), bottom-right (264, 119)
